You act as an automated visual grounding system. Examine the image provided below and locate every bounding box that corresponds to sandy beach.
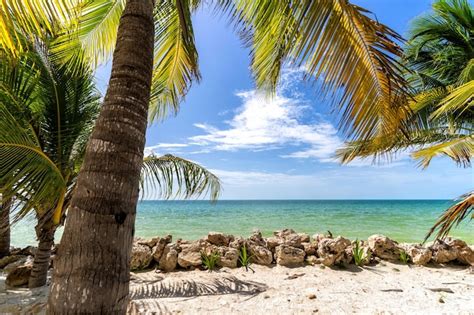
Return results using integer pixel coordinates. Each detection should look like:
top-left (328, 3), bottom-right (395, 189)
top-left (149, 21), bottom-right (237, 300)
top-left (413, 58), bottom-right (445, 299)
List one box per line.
top-left (1, 262), bottom-right (473, 314)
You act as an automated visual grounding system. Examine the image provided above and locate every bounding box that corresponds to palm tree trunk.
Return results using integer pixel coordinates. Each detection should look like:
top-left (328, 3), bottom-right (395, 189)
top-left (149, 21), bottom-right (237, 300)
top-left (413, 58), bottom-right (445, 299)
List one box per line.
top-left (47, 0), bottom-right (156, 313)
top-left (28, 225), bottom-right (55, 288)
top-left (0, 196), bottom-right (12, 258)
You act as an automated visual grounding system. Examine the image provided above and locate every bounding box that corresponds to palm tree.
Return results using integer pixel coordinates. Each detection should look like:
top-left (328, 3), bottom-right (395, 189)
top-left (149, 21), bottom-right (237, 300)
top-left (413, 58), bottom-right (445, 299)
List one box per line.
top-left (0, 36), bottom-right (220, 288)
top-left (2, 0), bottom-right (410, 312)
top-left (337, 0), bottom-right (473, 240)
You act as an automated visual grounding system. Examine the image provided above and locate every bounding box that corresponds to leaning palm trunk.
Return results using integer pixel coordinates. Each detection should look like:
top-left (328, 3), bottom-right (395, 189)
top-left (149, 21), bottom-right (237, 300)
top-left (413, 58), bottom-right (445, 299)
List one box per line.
top-left (29, 223), bottom-right (56, 288)
top-left (0, 196), bottom-right (12, 258)
top-left (47, 0), bottom-right (156, 313)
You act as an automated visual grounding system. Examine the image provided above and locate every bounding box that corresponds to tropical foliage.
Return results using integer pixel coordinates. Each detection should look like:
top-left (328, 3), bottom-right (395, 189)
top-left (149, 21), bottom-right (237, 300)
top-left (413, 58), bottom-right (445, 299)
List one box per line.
top-left (337, 0), bottom-right (474, 240)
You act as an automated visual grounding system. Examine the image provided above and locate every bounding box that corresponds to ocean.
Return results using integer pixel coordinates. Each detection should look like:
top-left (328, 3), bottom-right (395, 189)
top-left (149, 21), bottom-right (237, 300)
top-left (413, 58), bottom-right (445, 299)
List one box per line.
top-left (10, 200), bottom-right (473, 247)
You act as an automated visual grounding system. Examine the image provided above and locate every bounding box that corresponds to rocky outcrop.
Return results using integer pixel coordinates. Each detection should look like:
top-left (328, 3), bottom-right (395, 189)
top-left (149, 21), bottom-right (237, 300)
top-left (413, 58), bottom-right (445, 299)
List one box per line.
top-left (207, 232), bottom-right (234, 247)
top-left (430, 240), bottom-right (458, 264)
top-left (445, 238), bottom-right (474, 266)
top-left (216, 247), bottom-right (239, 268)
top-left (302, 242), bottom-right (318, 256)
top-left (5, 265), bottom-right (32, 287)
top-left (316, 236), bottom-right (352, 266)
top-left (368, 235), bottom-right (402, 262)
top-left (275, 245), bottom-right (305, 266)
top-left (158, 244), bottom-right (179, 272)
top-left (178, 240), bottom-right (209, 268)
top-left (130, 243), bottom-right (153, 271)
top-left (402, 244), bottom-right (432, 265)
top-left (151, 235), bottom-right (172, 262)
top-left (248, 244), bottom-right (273, 265)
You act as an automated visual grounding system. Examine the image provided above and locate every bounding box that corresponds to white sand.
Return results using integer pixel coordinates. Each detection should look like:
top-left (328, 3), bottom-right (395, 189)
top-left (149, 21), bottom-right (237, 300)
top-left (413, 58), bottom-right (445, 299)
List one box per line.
top-left (1, 263), bottom-right (473, 314)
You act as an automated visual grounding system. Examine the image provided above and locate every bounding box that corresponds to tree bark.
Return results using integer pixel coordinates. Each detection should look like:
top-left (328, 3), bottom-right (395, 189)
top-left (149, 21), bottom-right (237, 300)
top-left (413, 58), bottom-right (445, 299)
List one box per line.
top-left (0, 196), bottom-right (12, 258)
top-left (47, 0), bottom-right (156, 313)
top-left (29, 224), bottom-right (55, 288)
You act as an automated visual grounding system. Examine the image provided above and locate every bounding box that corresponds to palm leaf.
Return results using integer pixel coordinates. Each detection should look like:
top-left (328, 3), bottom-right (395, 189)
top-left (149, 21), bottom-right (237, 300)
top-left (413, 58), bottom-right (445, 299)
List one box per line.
top-left (431, 80), bottom-right (474, 119)
top-left (140, 154), bottom-right (221, 201)
top-left (149, 0), bottom-right (200, 121)
top-left (425, 192), bottom-right (474, 241)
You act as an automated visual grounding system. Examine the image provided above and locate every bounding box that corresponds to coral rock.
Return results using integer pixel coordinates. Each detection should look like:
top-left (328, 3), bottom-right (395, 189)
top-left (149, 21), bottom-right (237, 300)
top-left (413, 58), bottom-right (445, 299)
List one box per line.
top-left (207, 232), bottom-right (234, 247)
top-left (130, 243), bottom-right (153, 271)
top-left (5, 265), bottom-right (32, 287)
top-left (151, 235), bottom-right (173, 262)
top-left (368, 235), bottom-right (402, 262)
top-left (249, 244), bottom-right (273, 265)
top-left (275, 245), bottom-right (305, 267)
top-left (317, 236), bottom-right (351, 266)
top-left (158, 244), bottom-right (179, 272)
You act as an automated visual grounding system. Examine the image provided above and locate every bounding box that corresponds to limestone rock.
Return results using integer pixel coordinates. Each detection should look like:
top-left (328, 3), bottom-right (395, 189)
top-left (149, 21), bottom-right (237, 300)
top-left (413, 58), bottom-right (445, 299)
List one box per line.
top-left (0, 255), bottom-right (25, 269)
top-left (430, 240), bottom-right (458, 264)
top-left (207, 232), bottom-right (234, 247)
top-left (302, 242), bottom-right (318, 256)
top-left (312, 234), bottom-right (327, 243)
top-left (4, 256), bottom-right (33, 274)
top-left (298, 233), bottom-right (310, 243)
top-left (158, 244), bottom-right (179, 272)
top-left (403, 244), bottom-right (432, 265)
top-left (272, 229), bottom-right (303, 249)
top-left (265, 237), bottom-right (281, 251)
top-left (217, 247), bottom-right (239, 268)
top-left (445, 238), bottom-right (474, 265)
top-left (178, 240), bottom-right (209, 268)
top-left (130, 243), bottom-right (153, 271)
top-left (151, 235), bottom-right (173, 262)
top-left (274, 229), bottom-right (296, 238)
top-left (5, 265), bottom-right (32, 287)
top-left (368, 235), bottom-right (402, 262)
top-left (249, 244), bottom-right (273, 265)
top-left (275, 245), bottom-right (305, 267)
top-left (248, 230), bottom-right (266, 246)
top-left (317, 236), bottom-right (351, 266)
top-left (229, 237), bottom-right (246, 250)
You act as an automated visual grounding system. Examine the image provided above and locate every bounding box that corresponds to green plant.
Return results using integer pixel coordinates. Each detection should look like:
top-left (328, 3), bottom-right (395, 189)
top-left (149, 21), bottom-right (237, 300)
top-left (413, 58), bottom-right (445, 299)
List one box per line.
top-left (352, 239), bottom-right (370, 266)
top-left (201, 251), bottom-right (220, 272)
top-left (239, 244), bottom-right (254, 272)
top-left (399, 250), bottom-right (410, 264)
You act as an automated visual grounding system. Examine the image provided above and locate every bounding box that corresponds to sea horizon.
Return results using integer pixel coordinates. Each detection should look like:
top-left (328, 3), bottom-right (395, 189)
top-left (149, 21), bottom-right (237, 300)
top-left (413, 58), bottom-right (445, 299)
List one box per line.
top-left (11, 199), bottom-right (473, 247)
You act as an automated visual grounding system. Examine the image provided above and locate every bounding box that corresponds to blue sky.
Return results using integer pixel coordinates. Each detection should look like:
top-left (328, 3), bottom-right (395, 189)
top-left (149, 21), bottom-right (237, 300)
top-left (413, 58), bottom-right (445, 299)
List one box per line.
top-left (95, 0), bottom-right (473, 199)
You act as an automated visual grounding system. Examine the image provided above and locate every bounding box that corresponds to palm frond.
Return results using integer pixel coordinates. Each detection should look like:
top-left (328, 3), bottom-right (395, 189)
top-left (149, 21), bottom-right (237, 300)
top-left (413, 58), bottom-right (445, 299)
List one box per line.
top-left (52, 0), bottom-right (126, 67)
top-left (149, 0), bottom-right (200, 122)
top-left (431, 80), bottom-right (474, 119)
top-left (0, 105), bottom-right (66, 223)
top-left (425, 192), bottom-right (474, 241)
top-left (0, 0), bottom-right (79, 57)
top-left (140, 154), bottom-right (221, 201)
top-left (411, 134), bottom-right (473, 168)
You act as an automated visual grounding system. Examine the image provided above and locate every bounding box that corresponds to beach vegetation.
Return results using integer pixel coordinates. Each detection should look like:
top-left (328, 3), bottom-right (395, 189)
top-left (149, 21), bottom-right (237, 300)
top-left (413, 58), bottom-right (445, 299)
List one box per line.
top-left (352, 239), bottom-right (371, 266)
top-left (201, 250), bottom-right (220, 272)
top-left (239, 243), bottom-right (254, 272)
top-left (337, 0), bottom-right (473, 241)
top-left (399, 251), bottom-right (410, 264)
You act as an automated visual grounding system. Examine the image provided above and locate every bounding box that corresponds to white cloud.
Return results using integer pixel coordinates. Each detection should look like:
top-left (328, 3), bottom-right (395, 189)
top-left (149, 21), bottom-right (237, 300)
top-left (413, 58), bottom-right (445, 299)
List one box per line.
top-left (189, 69), bottom-right (343, 162)
top-left (144, 143), bottom-right (188, 156)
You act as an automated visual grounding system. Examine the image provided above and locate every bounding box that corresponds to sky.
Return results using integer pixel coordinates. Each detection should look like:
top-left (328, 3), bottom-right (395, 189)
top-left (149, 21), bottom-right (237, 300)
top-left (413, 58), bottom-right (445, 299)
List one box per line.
top-left (95, 0), bottom-right (473, 200)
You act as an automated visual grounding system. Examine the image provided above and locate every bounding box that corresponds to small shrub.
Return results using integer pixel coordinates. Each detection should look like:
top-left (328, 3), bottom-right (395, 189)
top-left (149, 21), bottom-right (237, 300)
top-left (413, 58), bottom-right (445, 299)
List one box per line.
top-left (201, 250), bottom-right (220, 272)
top-left (399, 250), bottom-right (410, 264)
top-left (352, 239), bottom-right (370, 266)
top-left (239, 243), bottom-right (254, 272)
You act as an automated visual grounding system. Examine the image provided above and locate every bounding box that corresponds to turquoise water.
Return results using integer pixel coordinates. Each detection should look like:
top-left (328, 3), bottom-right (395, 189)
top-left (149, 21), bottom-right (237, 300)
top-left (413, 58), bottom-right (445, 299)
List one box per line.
top-left (10, 200), bottom-right (473, 246)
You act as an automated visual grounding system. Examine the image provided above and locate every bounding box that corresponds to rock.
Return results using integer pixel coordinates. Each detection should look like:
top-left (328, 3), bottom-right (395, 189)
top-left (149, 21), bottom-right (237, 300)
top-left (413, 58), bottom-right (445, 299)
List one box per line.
top-left (229, 237), bottom-right (245, 250)
top-left (302, 242), bottom-right (318, 256)
top-left (368, 235), bottom-right (402, 262)
top-left (430, 240), bottom-right (458, 264)
top-left (178, 240), bottom-right (209, 268)
top-left (216, 247), bottom-right (239, 268)
top-left (5, 265), bottom-right (32, 287)
top-left (274, 229), bottom-right (296, 238)
top-left (275, 245), bottom-right (305, 267)
top-left (207, 232), bottom-right (234, 246)
top-left (4, 256), bottom-right (33, 274)
top-left (445, 238), bottom-right (474, 266)
top-left (130, 243), bottom-right (153, 270)
top-left (403, 244), bottom-right (432, 265)
top-left (312, 234), bottom-right (327, 242)
top-left (158, 244), bottom-right (179, 272)
top-left (306, 255), bottom-right (318, 265)
top-left (151, 235), bottom-right (173, 262)
top-left (248, 244), bottom-right (273, 265)
top-left (137, 237), bottom-right (159, 248)
top-left (298, 233), bottom-right (310, 243)
top-left (0, 255), bottom-right (25, 269)
top-left (316, 236), bottom-right (351, 266)
top-left (307, 294), bottom-right (317, 300)
top-left (248, 230), bottom-right (266, 246)
top-left (265, 237), bottom-right (281, 251)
